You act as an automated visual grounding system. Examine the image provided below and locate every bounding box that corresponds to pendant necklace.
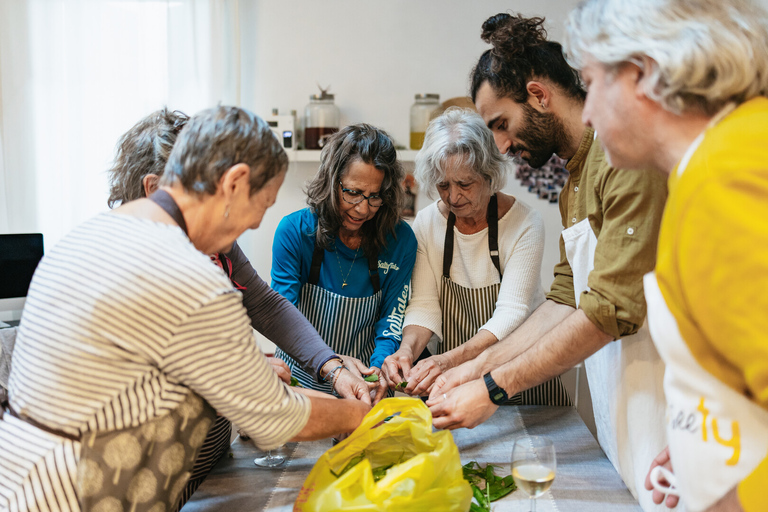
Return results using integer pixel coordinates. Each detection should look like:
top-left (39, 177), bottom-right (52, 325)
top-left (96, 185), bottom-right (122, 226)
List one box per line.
top-left (336, 241), bottom-right (360, 288)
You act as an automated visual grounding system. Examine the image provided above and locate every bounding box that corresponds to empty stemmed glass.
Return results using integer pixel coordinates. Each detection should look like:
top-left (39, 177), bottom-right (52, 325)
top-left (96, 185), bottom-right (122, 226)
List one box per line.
top-left (511, 436), bottom-right (556, 512)
top-left (254, 445), bottom-right (285, 468)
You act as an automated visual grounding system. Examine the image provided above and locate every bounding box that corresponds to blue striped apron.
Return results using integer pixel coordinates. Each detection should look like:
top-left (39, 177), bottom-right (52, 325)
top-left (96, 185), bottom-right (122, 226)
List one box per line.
top-left (439, 194), bottom-right (571, 406)
top-left (275, 238), bottom-right (382, 394)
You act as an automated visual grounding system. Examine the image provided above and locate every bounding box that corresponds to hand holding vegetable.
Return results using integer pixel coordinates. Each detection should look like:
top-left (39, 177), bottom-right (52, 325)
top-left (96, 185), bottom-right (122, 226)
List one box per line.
top-left (381, 346), bottom-right (414, 391)
top-left (405, 353), bottom-right (453, 396)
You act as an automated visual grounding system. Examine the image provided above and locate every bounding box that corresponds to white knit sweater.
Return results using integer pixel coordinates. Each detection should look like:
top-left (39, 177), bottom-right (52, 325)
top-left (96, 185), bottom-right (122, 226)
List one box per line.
top-left (403, 198), bottom-right (546, 342)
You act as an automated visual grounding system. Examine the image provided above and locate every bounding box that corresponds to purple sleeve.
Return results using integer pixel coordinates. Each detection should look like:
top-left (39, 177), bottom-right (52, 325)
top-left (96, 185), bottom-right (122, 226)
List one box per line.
top-left (224, 241), bottom-right (335, 379)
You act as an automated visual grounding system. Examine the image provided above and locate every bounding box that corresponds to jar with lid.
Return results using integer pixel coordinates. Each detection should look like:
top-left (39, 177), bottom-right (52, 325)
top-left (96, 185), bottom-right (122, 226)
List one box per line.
top-left (410, 94), bottom-right (440, 150)
top-left (304, 89), bottom-right (340, 150)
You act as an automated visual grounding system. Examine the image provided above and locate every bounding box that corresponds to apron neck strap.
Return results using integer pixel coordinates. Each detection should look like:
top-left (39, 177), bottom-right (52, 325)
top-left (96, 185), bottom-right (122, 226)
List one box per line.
top-left (443, 194), bottom-right (501, 278)
top-left (309, 230), bottom-right (381, 293)
top-left (148, 189), bottom-right (188, 236)
top-left (487, 194), bottom-right (501, 276)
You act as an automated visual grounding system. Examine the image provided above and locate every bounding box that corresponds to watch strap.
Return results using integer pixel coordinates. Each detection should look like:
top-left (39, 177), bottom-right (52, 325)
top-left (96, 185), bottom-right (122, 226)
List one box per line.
top-left (484, 372), bottom-right (508, 405)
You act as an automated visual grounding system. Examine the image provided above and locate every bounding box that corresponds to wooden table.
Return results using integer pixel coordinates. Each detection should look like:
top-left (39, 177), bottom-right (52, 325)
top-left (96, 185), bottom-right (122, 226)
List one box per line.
top-left (182, 406), bottom-right (642, 512)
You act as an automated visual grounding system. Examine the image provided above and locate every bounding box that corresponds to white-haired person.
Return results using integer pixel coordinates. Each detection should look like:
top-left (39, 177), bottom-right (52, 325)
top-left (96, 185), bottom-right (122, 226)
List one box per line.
top-left (566, 1), bottom-right (768, 511)
top-left (382, 108), bottom-right (570, 406)
top-left (0, 106), bottom-right (369, 512)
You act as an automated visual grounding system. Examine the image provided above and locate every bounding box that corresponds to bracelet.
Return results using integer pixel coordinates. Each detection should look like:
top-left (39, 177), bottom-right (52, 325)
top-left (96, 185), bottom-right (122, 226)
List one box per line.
top-left (330, 366), bottom-right (349, 392)
top-left (322, 364), bottom-right (345, 383)
top-left (320, 357), bottom-right (344, 382)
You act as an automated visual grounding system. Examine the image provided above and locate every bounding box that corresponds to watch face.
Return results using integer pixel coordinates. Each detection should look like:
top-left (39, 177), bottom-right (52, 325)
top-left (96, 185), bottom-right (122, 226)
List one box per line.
top-left (493, 391), bottom-right (505, 402)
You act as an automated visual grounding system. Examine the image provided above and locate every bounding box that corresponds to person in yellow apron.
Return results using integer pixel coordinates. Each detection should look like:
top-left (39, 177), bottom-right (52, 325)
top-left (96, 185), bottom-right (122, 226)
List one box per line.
top-left (427, 13), bottom-right (669, 511)
top-left (0, 107), bottom-right (370, 512)
top-left (382, 108), bottom-right (570, 406)
top-left (565, 1), bottom-right (768, 511)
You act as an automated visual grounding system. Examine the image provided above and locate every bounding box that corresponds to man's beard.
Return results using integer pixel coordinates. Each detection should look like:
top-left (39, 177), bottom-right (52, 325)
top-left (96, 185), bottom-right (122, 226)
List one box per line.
top-left (513, 103), bottom-right (572, 169)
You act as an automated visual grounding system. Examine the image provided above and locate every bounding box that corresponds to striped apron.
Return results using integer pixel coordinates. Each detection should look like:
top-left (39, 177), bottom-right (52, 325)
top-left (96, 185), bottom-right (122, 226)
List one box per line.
top-left (439, 194), bottom-right (571, 406)
top-left (275, 239), bottom-right (382, 393)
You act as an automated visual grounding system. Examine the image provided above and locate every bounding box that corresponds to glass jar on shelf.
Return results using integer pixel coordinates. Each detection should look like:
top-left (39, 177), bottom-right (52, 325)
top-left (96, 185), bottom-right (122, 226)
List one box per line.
top-left (410, 93), bottom-right (440, 150)
top-left (304, 87), bottom-right (340, 150)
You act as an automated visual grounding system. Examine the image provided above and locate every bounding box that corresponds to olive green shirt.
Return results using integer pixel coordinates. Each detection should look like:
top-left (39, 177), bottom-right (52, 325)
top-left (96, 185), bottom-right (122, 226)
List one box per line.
top-left (546, 128), bottom-right (668, 339)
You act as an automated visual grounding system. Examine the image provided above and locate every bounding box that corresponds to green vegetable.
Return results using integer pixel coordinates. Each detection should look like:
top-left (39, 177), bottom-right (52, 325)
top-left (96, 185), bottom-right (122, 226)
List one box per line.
top-left (462, 461), bottom-right (517, 511)
top-left (396, 381), bottom-right (408, 390)
top-left (330, 452), bottom-right (366, 478)
top-left (331, 451), bottom-right (408, 482)
top-left (371, 462), bottom-right (395, 481)
top-left (364, 374), bottom-right (379, 382)
top-left (289, 376), bottom-right (303, 387)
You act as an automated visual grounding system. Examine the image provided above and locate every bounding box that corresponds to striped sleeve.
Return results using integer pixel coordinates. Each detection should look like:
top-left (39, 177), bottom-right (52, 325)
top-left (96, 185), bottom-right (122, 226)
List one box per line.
top-left (160, 291), bottom-right (311, 450)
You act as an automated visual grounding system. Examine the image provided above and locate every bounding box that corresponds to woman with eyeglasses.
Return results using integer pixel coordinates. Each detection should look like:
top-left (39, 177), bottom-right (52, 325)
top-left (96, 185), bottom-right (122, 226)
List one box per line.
top-left (271, 124), bottom-right (417, 402)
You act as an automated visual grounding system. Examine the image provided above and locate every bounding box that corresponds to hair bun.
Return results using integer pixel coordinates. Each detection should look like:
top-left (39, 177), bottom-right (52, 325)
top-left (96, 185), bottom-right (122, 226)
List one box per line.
top-left (481, 13), bottom-right (548, 60)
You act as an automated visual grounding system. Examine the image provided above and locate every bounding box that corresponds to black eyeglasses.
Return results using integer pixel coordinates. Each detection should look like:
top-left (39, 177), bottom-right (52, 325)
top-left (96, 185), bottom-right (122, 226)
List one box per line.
top-left (339, 181), bottom-right (384, 208)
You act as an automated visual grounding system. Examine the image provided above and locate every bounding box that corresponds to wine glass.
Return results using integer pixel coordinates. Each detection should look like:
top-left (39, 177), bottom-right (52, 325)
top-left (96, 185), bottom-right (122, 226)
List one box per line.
top-left (254, 445), bottom-right (285, 468)
top-left (511, 436), bottom-right (556, 512)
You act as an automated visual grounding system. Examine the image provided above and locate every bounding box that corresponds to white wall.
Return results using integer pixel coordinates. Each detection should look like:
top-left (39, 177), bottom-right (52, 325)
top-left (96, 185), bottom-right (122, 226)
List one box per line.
top-left (236, 0), bottom-right (578, 288)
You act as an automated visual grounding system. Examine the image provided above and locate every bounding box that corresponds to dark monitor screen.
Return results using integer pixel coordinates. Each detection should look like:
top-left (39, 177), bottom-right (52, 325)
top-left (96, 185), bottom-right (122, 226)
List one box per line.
top-left (0, 234), bottom-right (44, 299)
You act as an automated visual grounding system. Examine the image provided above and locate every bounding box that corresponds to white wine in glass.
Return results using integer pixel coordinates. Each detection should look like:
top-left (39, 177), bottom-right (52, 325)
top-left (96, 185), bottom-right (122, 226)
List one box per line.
top-left (512, 436), bottom-right (556, 511)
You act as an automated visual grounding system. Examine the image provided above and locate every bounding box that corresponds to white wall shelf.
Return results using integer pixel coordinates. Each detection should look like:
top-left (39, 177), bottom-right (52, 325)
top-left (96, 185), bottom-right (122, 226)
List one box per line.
top-left (288, 149), bottom-right (419, 163)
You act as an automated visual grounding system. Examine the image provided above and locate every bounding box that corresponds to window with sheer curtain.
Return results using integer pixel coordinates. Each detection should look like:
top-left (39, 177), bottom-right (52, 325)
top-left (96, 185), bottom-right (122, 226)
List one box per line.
top-left (0, 0), bottom-right (242, 246)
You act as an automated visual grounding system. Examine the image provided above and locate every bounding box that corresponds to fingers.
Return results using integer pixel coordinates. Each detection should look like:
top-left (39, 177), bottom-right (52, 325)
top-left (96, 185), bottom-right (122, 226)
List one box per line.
top-left (410, 367), bottom-right (440, 397)
top-left (645, 446), bottom-right (678, 508)
top-left (405, 358), bottom-right (440, 395)
top-left (429, 380), bottom-right (496, 430)
top-left (665, 494), bottom-right (679, 509)
top-left (340, 356), bottom-right (366, 379)
top-left (428, 368), bottom-right (462, 400)
top-left (429, 375), bottom-right (447, 401)
top-left (382, 351), bottom-right (413, 390)
top-left (334, 371), bottom-right (372, 406)
top-left (268, 356), bottom-right (291, 384)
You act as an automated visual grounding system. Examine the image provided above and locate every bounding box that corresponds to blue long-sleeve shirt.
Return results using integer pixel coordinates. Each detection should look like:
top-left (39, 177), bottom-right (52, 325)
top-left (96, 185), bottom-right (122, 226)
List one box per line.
top-left (271, 208), bottom-right (416, 368)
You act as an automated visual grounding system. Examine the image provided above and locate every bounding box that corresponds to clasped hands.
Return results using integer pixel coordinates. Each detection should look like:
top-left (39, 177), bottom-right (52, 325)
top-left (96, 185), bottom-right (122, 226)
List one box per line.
top-left (381, 348), bottom-right (499, 430)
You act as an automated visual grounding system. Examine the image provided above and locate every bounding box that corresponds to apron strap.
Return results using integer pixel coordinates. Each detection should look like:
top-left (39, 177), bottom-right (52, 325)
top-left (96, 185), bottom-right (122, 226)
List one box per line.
top-left (442, 194), bottom-right (501, 279)
top-left (308, 242), bottom-right (325, 286)
top-left (309, 227), bottom-right (381, 292)
top-left (487, 193), bottom-right (501, 277)
top-left (367, 252), bottom-right (381, 293)
top-left (443, 210), bottom-right (457, 278)
top-left (148, 189), bottom-right (188, 236)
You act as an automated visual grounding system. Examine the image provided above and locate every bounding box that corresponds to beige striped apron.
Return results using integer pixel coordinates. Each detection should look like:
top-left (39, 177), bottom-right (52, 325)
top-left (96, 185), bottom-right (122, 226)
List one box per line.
top-left (439, 195), bottom-right (571, 406)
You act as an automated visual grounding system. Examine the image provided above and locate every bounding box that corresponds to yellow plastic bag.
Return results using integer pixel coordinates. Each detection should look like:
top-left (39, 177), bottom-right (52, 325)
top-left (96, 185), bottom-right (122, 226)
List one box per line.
top-left (294, 397), bottom-right (471, 512)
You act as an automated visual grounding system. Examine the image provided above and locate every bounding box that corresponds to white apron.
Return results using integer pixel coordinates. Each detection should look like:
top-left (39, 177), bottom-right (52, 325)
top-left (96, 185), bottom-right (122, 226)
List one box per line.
top-left (644, 273), bottom-right (768, 511)
top-left (563, 218), bottom-right (667, 511)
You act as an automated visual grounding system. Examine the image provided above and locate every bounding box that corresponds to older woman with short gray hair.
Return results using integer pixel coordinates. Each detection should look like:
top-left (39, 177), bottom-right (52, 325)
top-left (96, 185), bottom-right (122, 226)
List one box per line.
top-left (382, 108), bottom-right (570, 406)
top-left (0, 106), bottom-right (369, 512)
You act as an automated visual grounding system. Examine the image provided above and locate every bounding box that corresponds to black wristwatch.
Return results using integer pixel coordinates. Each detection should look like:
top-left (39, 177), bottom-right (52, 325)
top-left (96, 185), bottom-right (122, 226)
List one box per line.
top-left (483, 372), bottom-right (508, 405)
